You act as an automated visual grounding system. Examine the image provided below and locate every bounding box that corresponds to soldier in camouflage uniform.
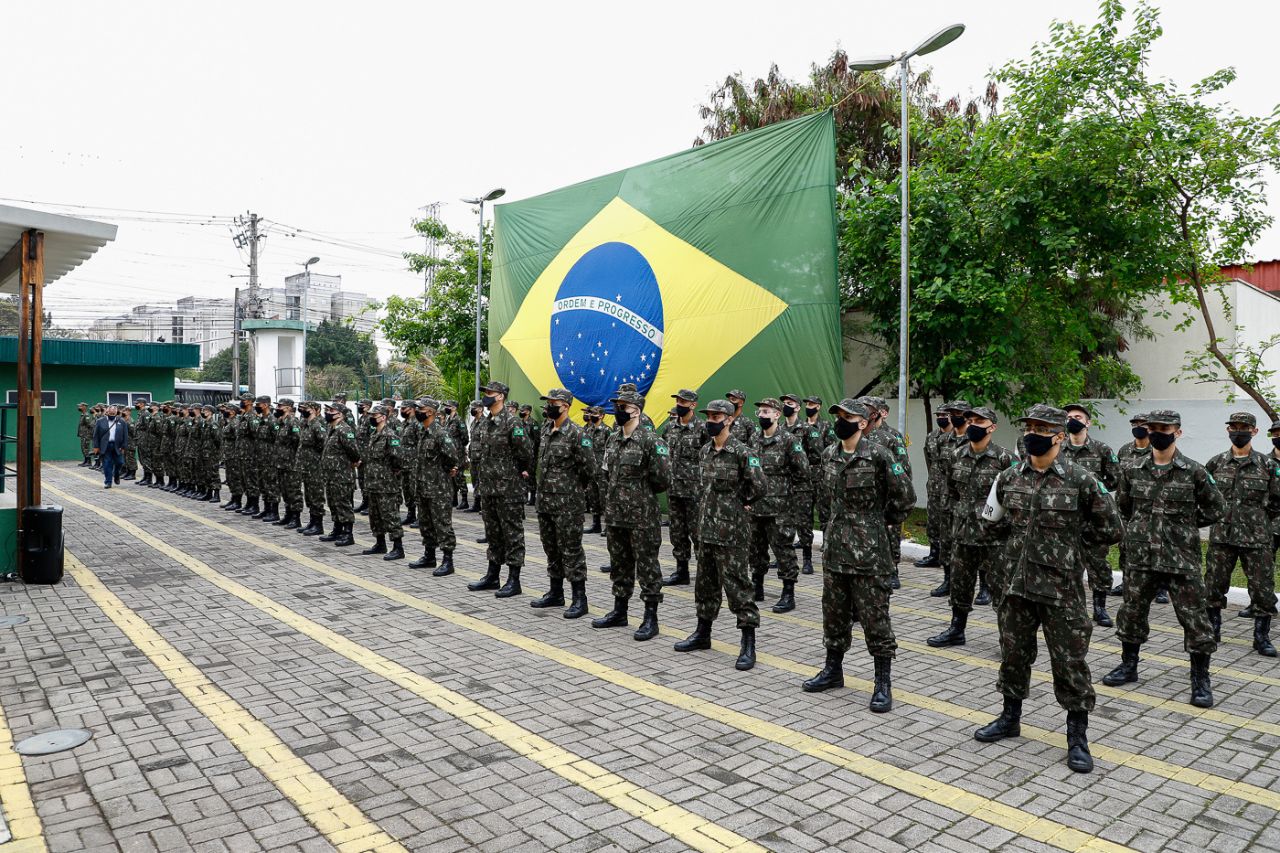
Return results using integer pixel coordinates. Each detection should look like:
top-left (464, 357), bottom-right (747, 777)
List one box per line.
top-left (150, 403), bottom-right (170, 487)
top-left (319, 401), bottom-right (361, 546)
top-left (928, 405), bottom-right (1016, 648)
top-left (660, 389), bottom-right (706, 586)
top-left (360, 404), bottom-right (405, 560)
top-left (591, 389), bottom-right (672, 640)
top-left (200, 405), bottom-right (222, 500)
top-left (674, 399), bottom-right (766, 669)
top-left (408, 398), bottom-right (459, 575)
top-left (230, 395), bottom-right (257, 512)
top-left (803, 398), bottom-right (915, 712)
top-left (216, 402), bottom-right (236, 502)
top-left (354, 399), bottom-right (373, 514)
top-left (118, 406), bottom-right (137, 480)
top-left (973, 404), bottom-right (1124, 774)
top-left (918, 402), bottom-right (959, 588)
top-left (172, 407), bottom-right (191, 493)
top-left (1103, 410), bottom-right (1227, 708)
top-left (464, 401), bottom-right (485, 515)
top-left (256, 397), bottom-right (283, 522)
top-left (859, 396), bottom-right (912, 587)
top-left (1203, 412), bottom-right (1280, 656)
top-left (297, 402), bottom-right (329, 535)
top-left (725, 389), bottom-right (755, 445)
top-left (582, 405), bottom-right (609, 534)
top-left (76, 403), bottom-right (94, 466)
top-left (519, 404), bottom-right (541, 507)
top-left (272, 399), bottom-right (304, 529)
top-left (801, 395), bottom-right (834, 550)
top-left (443, 401), bottom-right (470, 510)
top-left (1110, 412), bottom-right (1153, 598)
top-left (750, 397), bottom-right (809, 613)
top-left (241, 396), bottom-right (271, 516)
top-left (133, 402), bottom-right (151, 485)
top-left (781, 393), bottom-right (822, 576)
top-left (468, 381), bottom-right (533, 597)
top-left (529, 389), bottom-right (598, 617)
top-left (398, 400), bottom-right (421, 528)
top-left (1058, 403), bottom-right (1123, 627)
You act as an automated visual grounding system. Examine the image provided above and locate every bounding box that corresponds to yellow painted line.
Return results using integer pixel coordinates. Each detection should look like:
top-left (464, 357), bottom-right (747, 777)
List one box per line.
top-left (52, 492), bottom-right (762, 853)
top-left (50, 482), bottom-right (1130, 853)
top-left (0, 686), bottom-right (47, 852)
top-left (63, 554), bottom-right (404, 853)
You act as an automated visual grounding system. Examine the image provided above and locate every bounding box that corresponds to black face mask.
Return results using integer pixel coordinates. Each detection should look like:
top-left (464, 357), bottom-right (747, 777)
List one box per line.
top-left (326, 412), bottom-right (338, 422)
top-left (833, 418), bottom-right (860, 440)
top-left (758, 416), bottom-right (774, 431)
top-left (1023, 433), bottom-right (1056, 457)
top-left (705, 420), bottom-right (726, 438)
top-left (950, 415), bottom-right (966, 429)
top-left (416, 412), bottom-right (429, 422)
top-left (782, 404), bottom-right (796, 418)
top-left (675, 404), bottom-right (691, 418)
top-left (481, 395), bottom-right (497, 408)
top-left (1066, 418), bottom-right (1086, 435)
top-left (543, 405), bottom-right (560, 420)
top-left (1229, 431), bottom-right (1253, 449)
top-left (615, 410), bottom-right (632, 426)
top-left (274, 409), bottom-right (284, 418)
top-left (1148, 431), bottom-right (1177, 451)
top-left (805, 406), bottom-right (819, 418)
top-left (936, 419), bottom-right (949, 430)
top-left (1131, 426), bottom-right (1149, 440)
top-left (965, 424), bottom-right (990, 444)
top-left (1272, 437), bottom-right (1280, 451)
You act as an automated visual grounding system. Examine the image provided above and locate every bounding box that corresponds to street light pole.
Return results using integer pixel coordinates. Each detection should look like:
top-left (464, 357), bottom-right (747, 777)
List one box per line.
top-left (299, 256), bottom-right (320, 400)
top-left (461, 188), bottom-right (506, 403)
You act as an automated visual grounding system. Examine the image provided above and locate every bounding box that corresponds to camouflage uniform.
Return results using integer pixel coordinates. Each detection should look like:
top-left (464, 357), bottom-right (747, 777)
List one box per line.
top-left (534, 391), bottom-right (598, 589)
top-left (470, 382), bottom-right (533, 592)
top-left (297, 405), bottom-right (328, 527)
top-left (77, 406), bottom-right (94, 462)
top-left (943, 414), bottom-right (1016, 617)
top-left (253, 398), bottom-right (279, 507)
top-left (802, 397), bottom-right (835, 534)
top-left (860, 396), bottom-right (912, 571)
top-left (521, 408), bottom-right (541, 505)
top-left (786, 396), bottom-right (828, 564)
top-left (322, 406), bottom-right (361, 530)
top-left (922, 421), bottom-right (956, 564)
top-left (726, 390), bottom-right (755, 445)
top-left (1057, 412), bottom-right (1122, 597)
top-left (355, 400), bottom-right (374, 509)
top-left (443, 403), bottom-right (470, 507)
top-left (364, 408), bottom-right (404, 544)
top-left (412, 401), bottom-right (459, 563)
top-left (174, 412), bottom-right (191, 486)
top-left (275, 404), bottom-right (304, 522)
top-left (466, 404), bottom-right (485, 513)
top-left (1111, 416), bottom-right (1153, 596)
top-left (660, 390), bottom-right (706, 577)
top-left (398, 405), bottom-right (421, 524)
top-left (582, 406), bottom-right (610, 529)
top-left (235, 399), bottom-right (259, 507)
top-left (220, 405), bottom-right (240, 501)
top-left (749, 401), bottom-right (809, 598)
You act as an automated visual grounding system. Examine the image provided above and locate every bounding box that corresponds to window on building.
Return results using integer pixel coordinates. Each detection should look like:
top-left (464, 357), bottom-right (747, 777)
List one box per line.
top-left (106, 392), bottom-right (151, 407)
top-left (5, 390), bottom-right (57, 408)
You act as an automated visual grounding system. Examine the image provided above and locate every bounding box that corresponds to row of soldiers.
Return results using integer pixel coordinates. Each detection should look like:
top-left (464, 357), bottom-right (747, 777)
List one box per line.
top-left (75, 402), bottom-right (138, 478)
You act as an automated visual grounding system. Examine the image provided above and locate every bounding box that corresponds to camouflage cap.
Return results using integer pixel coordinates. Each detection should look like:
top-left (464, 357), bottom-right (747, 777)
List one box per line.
top-left (1062, 402), bottom-right (1091, 417)
top-left (380, 397), bottom-right (395, 408)
top-left (964, 405), bottom-right (999, 423)
top-left (239, 393), bottom-right (254, 402)
top-left (861, 395), bottom-right (889, 412)
top-left (255, 395), bottom-right (271, 404)
top-left (585, 405), bottom-right (605, 415)
top-left (1145, 409), bottom-right (1182, 426)
top-left (1270, 419), bottom-right (1280, 433)
top-left (77, 401), bottom-right (87, 407)
top-left (700, 399), bottom-right (736, 416)
top-left (202, 404), bottom-right (216, 413)
top-left (1225, 411), bottom-right (1257, 427)
top-left (480, 379), bottom-right (509, 396)
top-left (1015, 403), bottom-right (1067, 428)
top-left (754, 397), bottom-right (784, 410)
top-left (779, 393), bottom-right (801, 404)
top-left (672, 389), bottom-right (699, 402)
top-left (469, 399), bottom-right (483, 409)
top-left (399, 398), bottom-right (416, 408)
top-left (519, 403), bottom-right (533, 412)
top-left (541, 388), bottom-right (573, 404)
top-left (611, 390), bottom-right (643, 408)
top-left (332, 392), bottom-right (347, 401)
top-left (278, 398), bottom-right (295, 407)
top-left (444, 400), bottom-right (457, 408)
top-left (324, 400), bottom-right (345, 412)
top-left (416, 397), bottom-right (439, 411)
top-left (802, 395), bottom-right (822, 405)
top-left (725, 389), bottom-right (746, 401)
top-left (504, 400), bottom-right (518, 410)
top-left (370, 404), bottom-right (389, 416)
top-left (1128, 411), bottom-right (1149, 424)
top-left (940, 399), bottom-right (971, 414)
top-left (618, 382), bottom-right (639, 393)
top-left (358, 398), bottom-right (372, 407)
top-left (829, 398), bottom-right (870, 418)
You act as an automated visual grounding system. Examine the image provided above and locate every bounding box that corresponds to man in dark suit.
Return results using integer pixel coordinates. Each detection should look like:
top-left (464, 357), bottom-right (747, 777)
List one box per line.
top-left (93, 405), bottom-right (129, 488)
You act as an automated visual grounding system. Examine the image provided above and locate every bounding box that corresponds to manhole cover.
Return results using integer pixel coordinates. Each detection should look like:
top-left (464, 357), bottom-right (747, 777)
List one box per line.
top-left (0, 615), bottom-right (29, 628)
top-left (14, 729), bottom-right (92, 756)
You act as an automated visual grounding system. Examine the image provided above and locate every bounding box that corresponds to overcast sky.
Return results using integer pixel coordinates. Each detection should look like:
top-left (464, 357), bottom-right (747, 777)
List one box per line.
top-left (6, 0), bottom-right (1278, 336)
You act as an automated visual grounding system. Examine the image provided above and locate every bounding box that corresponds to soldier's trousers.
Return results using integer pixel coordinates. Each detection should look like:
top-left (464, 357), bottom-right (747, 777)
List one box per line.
top-left (926, 493), bottom-right (949, 562)
top-left (1205, 543), bottom-right (1276, 615)
top-left (950, 543), bottom-right (998, 613)
top-left (402, 470), bottom-right (417, 515)
top-left (822, 569), bottom-right (896, 658)
top-left (205, 456), bottom-right (218, 489)
top-left (368, 489), bottom-right (403, 539)
top-left (242, 452), bottom-right (260, 498)
top-left (667, 495), bottom-right (698, 563)
top-left (452, 468), bottom-right (467, 501)
top-left (481, 496), bottom-right (525, 568)
top-left (417, 491), bottom-right (456, 552)
top-left (326, 478), bottom-right (355, 525)
top-left (302, 469), bottom-right (326, 514)
top-left (751, 515), bottom-right (799, 581)
top-left (1116, 569), bottom-right (1217, 655)
top-left (996, 592), bottom-right (1096, 712)
top-left (694, 541), bottom-right (758, 628)
top-left (279, 468), bottom-right (303, 513)
top-left (79, 435), bottom-right (91, 458)
top-left (605, 524), bottom-right (663, 605)
top-left (124, 446), bottom-right (138, 474)
top-left (585, 479), bottom-right (602, 515)
top-left (537, 510), bottom-right (586, 582)
top-left (886, 523), bottom-right (902, 565)
top-left (225, 454), bottom-right (241, 495)
top-left (793, 488), bottom-right (816, 548)
top-left (259, 458), bottom-right (279, 500)
top-left (1084, 543), bottom-right (1111, 594)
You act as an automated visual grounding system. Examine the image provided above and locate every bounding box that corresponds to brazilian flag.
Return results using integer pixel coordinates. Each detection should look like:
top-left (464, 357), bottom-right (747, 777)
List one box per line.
top-left (490, 111), bottom-right (840, 424)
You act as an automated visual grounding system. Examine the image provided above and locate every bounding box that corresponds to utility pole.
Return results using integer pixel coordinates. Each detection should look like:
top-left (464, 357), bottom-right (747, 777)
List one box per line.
top-left (231, 287), bottom-right (241, 393)
top-left (232, 212), bottom-right (265, 395)
top-left (419, 202), bottom-right (441, 309)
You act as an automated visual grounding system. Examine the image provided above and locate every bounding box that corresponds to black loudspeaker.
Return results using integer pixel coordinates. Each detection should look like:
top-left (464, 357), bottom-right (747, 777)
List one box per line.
top-left (20, 504), bottom-right (63, 585)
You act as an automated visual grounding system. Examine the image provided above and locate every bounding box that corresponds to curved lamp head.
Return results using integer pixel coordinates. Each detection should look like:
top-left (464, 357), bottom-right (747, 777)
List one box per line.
top-left (304, 256), bottom-right (320, 267)
top-left (910, 23), bottom-right (965, 59)
top-left (461, 187), bottom-right (507, 204)
top-left (847, 55), bottom-right (895, 72)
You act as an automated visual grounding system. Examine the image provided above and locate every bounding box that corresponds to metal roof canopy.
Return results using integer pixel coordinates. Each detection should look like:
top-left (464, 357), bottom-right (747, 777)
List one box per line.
top-left (0, 204), bottom-right (117, 294)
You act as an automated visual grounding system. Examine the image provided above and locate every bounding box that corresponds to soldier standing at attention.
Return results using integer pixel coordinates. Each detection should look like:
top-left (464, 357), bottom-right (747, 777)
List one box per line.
top-left (725, 390), bottom-right (755, 445)
top-left (917, 402), bottom-right (957, 590)
top-left (297, 402), bottom-right (329, 536)
top-left (232, 395), bottom-right (257, 512)
top-left (749, 398), bottom-right (809, 613)
top-left (361, 405), bottom-right (406, 561)
top-left (781, 393), bottom-right (822, 576)
top-left (1203, 412), bottom-right (1280, 656)
top-left (661, 389), bottom-right (706, 587)
top-left (580, 406), bottom-right (609, 535)
top-left (674, 399), bottom-right (765, 669)
top-left (443, 401), bottom-right (470, 510)
top-left (77, 402), bottom-right (94, 466)
top-left (801, 395), bottom-right (833, 566)
top-left (529, 389), bottom-right (598, 618)
top-left (218, 402), bottom-right (239, 506)
top-left (200, 405), bottom-right (221, 500)
top-left (465, 401), bottom-right (485, 514)
top-left (519, 404), bottom-right (541, 507)
top-left (273, 399), bottom-right (304, 529)
top-left (858, 396), bottom-right (912, 588)
top-left (467, 381), bottom-right (533, 597)
top-left (928, 405), bottom-right (1016, 648)
top-left (398, 400), bottom-right (421, 529)
top-left (1110, 412), bottom-right (1153, 598)
top-left (250, 396), bottom-right (279, 521)
top-left (354, 399), bottom-right (373, 514)
top-left (119, 406), bottom-right (138, 481)
top-left (591, 389), bottom-right (672, 640)
top-left (802, 398), bottom-right (915, 710)
top-left (1103, 410), bottom-right (1227, 707)
top-left (973, 404), bottom-right (1123, 773)
top-left (319, 402), bottom-right (360, 547)
top-left (408, 398), bottom-right (459, 575)
top-left (1057, 403), bottom-right (1122, 628)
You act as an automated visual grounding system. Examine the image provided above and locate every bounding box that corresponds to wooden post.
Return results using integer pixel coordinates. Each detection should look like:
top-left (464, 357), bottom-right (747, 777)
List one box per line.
top-left (15, 229), bottom-right (43, 518)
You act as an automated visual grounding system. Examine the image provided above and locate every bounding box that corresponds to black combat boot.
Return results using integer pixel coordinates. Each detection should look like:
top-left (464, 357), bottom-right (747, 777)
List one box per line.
top-left (662, 560), bottom-right (690, 586)
top-left (272, 508), bottom-right (292, 526)
top-left (465, 497), bottom-right (482, 514)
top-left (674, 618), bottom-right (711, 652)
top-left (914, 547), bottom-right (940, 568)
top-left (591, 597), bottom-right (629, 628)
top-left (319, 521), bottom-right (343, 542)
top-left (1154, 585), bottom-right (1170, 604)
top-left (333, 522), bottom-right (354, 547)
top-left (1065, 710), bottom-right (1093, 773)
top-left (1092, 591), bottom-right (1113, 628)
top-left (771, 580), bottom-right (796, 614)
top-left (298, 513), bottom-right (318, 535)
top-left (80, 456), bottom-right (91, 467)
top-left (402, 505), bottom-right (416, 527)
top-left (354, 495), bottom-right (369, 514)
top-left (752, 572), bottom-right (765, 602)
top-left (801, 546), bottom-right (814, 575)
top-left (531, 578), bottom-right (565, 608)
top-left (306, 514), bottom-right (325, 536)
top-left (802, 649), bottom-right (844, 692)
top-left (240, 496), bottom-right (260, 515)
top-left (284, 510), bottom-right (302, 528)
top-left (260, 502), bottom-right (280, 523)
top-left (1239, 604), bottom-right (1256, 618)
top-left (974, 696), bottom-right (1022, 742)
top-left (384, 538), bottom-right (405, 561)
top-left (735, 627), bottom-right (756, 671)
top-left (362, 534), bottom-right (387, 555)
top-left (409, 547), bottom-right (436, 570)
top-left (633, 602), bottom-right (659, 641)
top-left (222, 494), bottom-right (241, 510)
top-left (457, 493), bottom-right (469, 511)
top-left (477, 533), bottom-right (488, 544)
top-left (869, 656), bottom-right (893, 713)
top-left (599, 563), bottom-right (611, 574)
top-left (433, 551), bottom-right (455, 577)
top-left (1109, 580), bottom-right (1125, 597)
top-left (468, 561), bottom-right (501, 591)
top-left (495, 566), bottom-right (522, 598)
top-left (250, 498), bottom-right (268, 518)
top-left (583, 514), bottom-right (602, 535)
top-left (1102, 641), bottom-right (1140, 686)
top-left (889, 567), bottom-right (901, 590)
top-left (1208, 607), bottom-right (1222, 643)
top-left (1256, 616), bottom-right (1277, 657)
top-left (974, 572), bottom-right (992, 606)
top-left (1189, 652), bottom-right (1214, 708)
top-left (930, 566), bottom-right (951, 597)
top-left (564, 580), bottom-right (588, 619)
top-left (927, 609), bottom-right (968, 647)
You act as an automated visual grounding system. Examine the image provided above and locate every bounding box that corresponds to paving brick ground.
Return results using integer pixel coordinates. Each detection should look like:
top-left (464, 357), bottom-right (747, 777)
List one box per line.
top-left (0, 461), bottom-right (1275, 852)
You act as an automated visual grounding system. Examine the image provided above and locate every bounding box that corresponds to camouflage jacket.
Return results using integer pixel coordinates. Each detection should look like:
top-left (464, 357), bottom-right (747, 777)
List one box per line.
top-left (296, 415), bottom-right (326, 474)
top-left (1116, 450), bottom-right (1227, 576)
top-left (750, 428), bottom-right (809, 518)
top-left (444, 414), bottom-right (469, 470)
top-left (174, 418), bottom-right (190, 456)
top-left (364, 428), bottom-right (402, 492)
top-left (252, 413), bottom-right (275, 460)
top-left (695, 438), bottom-right (765, 547)
top-left (468, 416), bottom-right (483, 466)
top-left (984, 458), bottom-right (1124, 608)
top-left (1117, 440), bottom-right (1151, 468)
top-left (602, 424), bottom-right (671, 529)
top-left (585, 423), bottom-right (611, 471)
top-left (1204, 448), bottom-right (1280, 548)
top-left (865, 424), bottom-right (912, 476)
top-left (414, 420), bottom-right (458, 497)
top-left (923, 428), bottom-right (956, 502)
top-left (322, 420), bottom-right (361, 486)
top-left (787, 417), bottom-right (830, 492)
top-left (275, 415), bottom-right (301, 470)
top-left (535, 420), bottom-right (597, 515)
top-left (233, 411), bottom-right (255, 459)
top-left (474, 409), bottom-right (533, 499)
top-left (1058, 435), bottom-right (1121, 491)
top-left (356, 412), bottom-right (374, 452)
top-left (521, 418), bottom-right (541, 468)
top-left (400, 417), bottom-right (421, 460)
top-left (949, 441), bottom-right (1016, 545)
top-left (730, 415), bottom-right (756, 446)
top-left (221, 414), bottom-right (236, 457)
top-left (660, 416), bottom-right (707, 499)
top-left (77, 412), bottom-right (94, 438)
top-left (819, 439), bottom-right (915, 575)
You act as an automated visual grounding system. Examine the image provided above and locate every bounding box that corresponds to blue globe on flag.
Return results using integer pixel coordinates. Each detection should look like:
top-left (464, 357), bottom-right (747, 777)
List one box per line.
top-left (550, 242), bottom-right (665, 410)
